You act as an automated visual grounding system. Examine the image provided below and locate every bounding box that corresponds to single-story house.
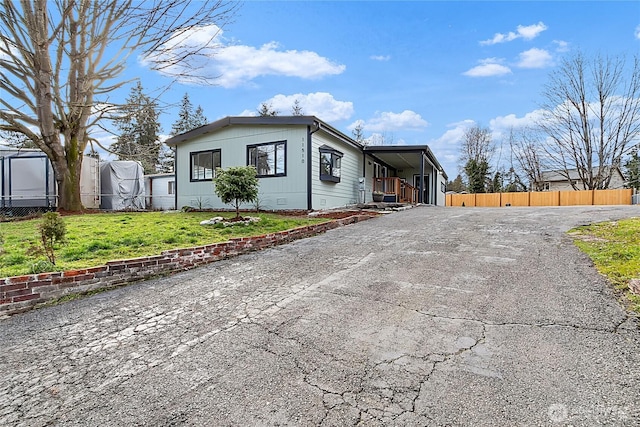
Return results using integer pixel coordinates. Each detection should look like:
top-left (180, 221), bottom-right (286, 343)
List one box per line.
top-left (164, 116), bottom-right (448, 211)
top-left (535, 166), bottom-right (626, 191)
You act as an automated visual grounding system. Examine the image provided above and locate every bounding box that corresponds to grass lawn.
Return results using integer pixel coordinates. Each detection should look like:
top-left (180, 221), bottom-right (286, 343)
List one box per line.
top-left (0, 211), bottom-right (328, 278)
top-left (570, 218), bottom-right (640, 314)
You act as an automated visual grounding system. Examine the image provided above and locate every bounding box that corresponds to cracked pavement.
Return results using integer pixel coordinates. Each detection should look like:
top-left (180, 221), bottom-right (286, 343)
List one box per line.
top-left (2, 205), bottom-right (640, 426)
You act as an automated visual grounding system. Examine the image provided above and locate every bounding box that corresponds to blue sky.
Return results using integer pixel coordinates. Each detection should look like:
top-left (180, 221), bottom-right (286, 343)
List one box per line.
top-left (105, 1), bottom-right (640, 177)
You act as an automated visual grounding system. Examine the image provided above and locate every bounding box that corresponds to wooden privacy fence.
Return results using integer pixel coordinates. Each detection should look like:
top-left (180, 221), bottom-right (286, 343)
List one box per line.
top-left (446, 189), bottom-right (634, 207)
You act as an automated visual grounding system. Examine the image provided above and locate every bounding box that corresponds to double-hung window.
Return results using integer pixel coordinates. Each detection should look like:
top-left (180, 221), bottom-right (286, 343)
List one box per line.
top-left (319, 145), bottom-right (343, 183)
top-left (190, 149), bottom-right (221, 181)
top-left (247, 141), bottom-right (286, 177)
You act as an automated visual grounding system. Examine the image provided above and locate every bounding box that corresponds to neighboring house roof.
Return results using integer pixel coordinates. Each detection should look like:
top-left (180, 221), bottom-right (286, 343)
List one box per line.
top-left (536, 166), bottom-right (625, 183)
top-left (164, 116), bottom-right (362, 151)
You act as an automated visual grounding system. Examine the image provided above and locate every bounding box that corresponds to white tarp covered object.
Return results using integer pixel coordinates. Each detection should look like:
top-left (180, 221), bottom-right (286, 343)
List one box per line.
top-left (100, 161), bottom-right (145, 210)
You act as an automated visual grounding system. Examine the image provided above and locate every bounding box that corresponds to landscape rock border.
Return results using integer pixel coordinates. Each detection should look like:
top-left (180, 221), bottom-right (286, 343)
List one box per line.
top-left (0, 213), bottom-right (376, 318)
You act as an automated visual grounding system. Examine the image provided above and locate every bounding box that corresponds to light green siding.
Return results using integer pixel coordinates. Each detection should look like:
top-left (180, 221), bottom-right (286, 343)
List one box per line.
top-left (310, 133), bottom-right (363, 209)
top-left (175, 124), bottom-right (309, 210)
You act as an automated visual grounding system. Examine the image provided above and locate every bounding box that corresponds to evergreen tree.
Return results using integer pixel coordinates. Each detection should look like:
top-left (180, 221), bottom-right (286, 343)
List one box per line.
top-left (213, 166), bottom-right (259, 219)
top-left (171, 93), bottom-right (208, 136)
top-left (258, 103), bottom-right (278, 116)
top-left (112, 82), bottom-right (161, 174)
top-left (624, 148), bottom-right (640, 190)
top-left (446, 174), bottom-right (467, 193)
top-left (464, 159), bottom-right (490, 193)
top-left (291, 99), bottom-right (304, 116)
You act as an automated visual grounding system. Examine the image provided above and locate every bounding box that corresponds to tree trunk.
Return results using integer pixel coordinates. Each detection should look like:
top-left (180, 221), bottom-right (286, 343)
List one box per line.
top-left (53, 160), bottom-right (83, 211)
top-left (52, 134), bottom-right (84, 211)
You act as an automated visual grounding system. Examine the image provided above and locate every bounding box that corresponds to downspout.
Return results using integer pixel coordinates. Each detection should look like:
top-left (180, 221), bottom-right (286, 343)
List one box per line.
top-left (307, 122), bottom-right (321, 210)
top-left (173, 148), bottom-right (178, 211)
top-left (7, 157), bottom-right (11, 208)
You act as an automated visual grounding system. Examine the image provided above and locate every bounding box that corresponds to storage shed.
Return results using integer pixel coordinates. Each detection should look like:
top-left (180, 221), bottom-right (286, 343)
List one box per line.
top-left (144, 173), bottom-right (175, 210)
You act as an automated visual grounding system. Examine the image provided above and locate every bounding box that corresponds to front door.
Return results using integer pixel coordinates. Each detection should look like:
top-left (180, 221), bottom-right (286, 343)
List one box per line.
top-left (414, 175), bottom-right (429, 204)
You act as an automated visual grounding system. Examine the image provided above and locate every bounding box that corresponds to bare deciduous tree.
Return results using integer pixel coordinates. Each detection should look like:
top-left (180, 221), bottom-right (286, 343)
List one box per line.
top-left (351, 121), bottom-right (366, 145)
top-left (0, 0), bottom-right (236, 210)
top-left (459, 124), bottom-right (494, 192)
top-left (537, 52), bottom-right (640, 190)
top-left (459, 124), bottom-right (494, 166)
top-left (509, 127), bottom-right (546, 191)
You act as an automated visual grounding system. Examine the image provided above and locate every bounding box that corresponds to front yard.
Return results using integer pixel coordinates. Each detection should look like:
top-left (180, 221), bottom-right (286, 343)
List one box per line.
top-left (0, 211), bottom-right (328, 278)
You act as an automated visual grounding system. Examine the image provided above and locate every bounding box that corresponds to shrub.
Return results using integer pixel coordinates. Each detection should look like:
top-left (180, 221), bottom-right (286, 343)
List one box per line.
top-left (39, 212), bottom-right (66, 264)
top-left (213, 166), bottom-right (259, 219)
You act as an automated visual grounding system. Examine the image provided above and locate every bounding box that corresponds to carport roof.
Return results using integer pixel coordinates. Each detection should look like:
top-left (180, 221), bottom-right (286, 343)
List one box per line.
top-left (364, 145), bottom-right (448, 180)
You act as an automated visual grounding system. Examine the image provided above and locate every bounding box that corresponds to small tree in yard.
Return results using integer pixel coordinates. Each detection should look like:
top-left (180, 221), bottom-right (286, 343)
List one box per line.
top-left (213, 167), bottom-right (259, 219)
top-left (39, 212), bottom-right (66, 265)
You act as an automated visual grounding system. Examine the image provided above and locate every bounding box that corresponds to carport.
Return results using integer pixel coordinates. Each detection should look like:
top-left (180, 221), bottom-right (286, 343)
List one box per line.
top-left (363, 145), bottom-right (447, 205)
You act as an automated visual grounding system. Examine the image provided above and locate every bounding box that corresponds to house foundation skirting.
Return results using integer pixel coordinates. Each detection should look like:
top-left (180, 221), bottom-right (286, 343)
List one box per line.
top-left (0, 214), bottom-right (374, 317)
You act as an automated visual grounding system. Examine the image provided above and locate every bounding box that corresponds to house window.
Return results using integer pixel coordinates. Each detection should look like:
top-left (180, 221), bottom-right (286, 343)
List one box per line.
top-left (247, 141), bottom-right (286, 177)
top-left (319, 145), bottom-right (343, 183)
top-left (190, 150), bottom-right (221, 181)
top-left (441, 182), bottom-right (446, 193)
top-left (168, 181), bottom-right (175, 194)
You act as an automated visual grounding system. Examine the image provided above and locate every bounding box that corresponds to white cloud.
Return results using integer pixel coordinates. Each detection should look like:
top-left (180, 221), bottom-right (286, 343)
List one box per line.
top-left (370, 55), bottom-right (391, 61)
top-left (350, 110), bottom-right (429, 133)
top-left (433, 120), bottom-right (476, 146)
top-left (239, 93), bottom-right (353, 121)
top-left (238, 109), bottom-right (257, 117)
top-left (516, 48), bottom-right (553, 68)
top-left (142, 25), bottom-right (345, 88)
top-left (463, 58), bottom-right (512, 77)
top-left (489, 110), bottom-right (545, 133)
top-left (635, 25), bottom-right (640, 40)
top-left (267, 92), bottom-right (354, 121)
top-left (553, 40), bottom-right (570, 52)
top-left (480, 22), bottom-right (547, 45)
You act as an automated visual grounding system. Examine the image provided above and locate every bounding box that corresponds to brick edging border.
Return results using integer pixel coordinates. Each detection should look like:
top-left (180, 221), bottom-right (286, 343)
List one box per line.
top-left (0, 214), bottom-right (375, 317)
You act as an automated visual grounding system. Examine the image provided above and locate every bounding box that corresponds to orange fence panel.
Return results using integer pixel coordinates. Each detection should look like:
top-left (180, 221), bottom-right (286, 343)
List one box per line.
top-left (560, 190), bottom-right (593, 206)
top-left (593, 189), bottom-right (632, 205)
top-left (501, 192), bottom-right (530, 207)
top-left (449, 194), bottom-right (476, 207)
top-left (529, 191), bottom-right (560, 206)
top-left (476, 193), bottom-right (501, 207)
top-left (447, 189), bottom-right (634, 207)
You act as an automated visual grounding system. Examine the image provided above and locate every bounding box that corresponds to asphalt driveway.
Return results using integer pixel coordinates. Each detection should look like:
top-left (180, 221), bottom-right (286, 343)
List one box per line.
top-left (1, 205), bottom-right (639, 426)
